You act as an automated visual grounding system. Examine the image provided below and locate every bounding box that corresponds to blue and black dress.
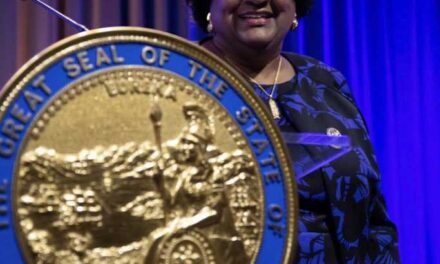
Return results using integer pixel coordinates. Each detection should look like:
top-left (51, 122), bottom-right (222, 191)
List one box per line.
top-left (253, 53), bottom-right (400, 263)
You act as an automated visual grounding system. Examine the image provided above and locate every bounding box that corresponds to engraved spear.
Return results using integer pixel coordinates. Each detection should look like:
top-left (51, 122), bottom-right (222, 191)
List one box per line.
top-left (150, 97), bottom-right (163, 153)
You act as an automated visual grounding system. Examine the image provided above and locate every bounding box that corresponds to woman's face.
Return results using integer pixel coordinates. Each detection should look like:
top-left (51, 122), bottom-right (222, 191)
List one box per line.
top-left (210, 0), bottom-right (296, 50)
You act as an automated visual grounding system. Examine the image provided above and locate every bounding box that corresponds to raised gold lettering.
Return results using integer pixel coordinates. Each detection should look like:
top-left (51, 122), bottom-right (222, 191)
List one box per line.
top-left (0, 181), bottom-right (6, 193)
top-left (246, 120), bottom-right (264, 135)
top-left (64, 57), bottom-right (81, 78)
top-left (24, 91), bottom-right (43, 112)
top-left (0, 138), bottom-right (14, 157)
top-left (267, 204), bottom-right (284, 237)
top-left (110, 45), bottom-right (124, 64)
top-left (0, 180), bottom-right (7, 228)
top-left (104, 80), bottom-right (119, 97)
top-left (199, 70), bottom-right (218, 89)
top-left (141, 46), bottom-right (157, 64)
top-left (32, 75), bottom-right (52, 95)
top-left (77, 51), bottom-right (94, 72)
top-left (264, 171), bottom-right (281, 185)
top-left (11, 104), bottom-right (31, 123)
top-left (260, 153), bottom-right (277, 168)
top-left (159, 50), bottom-right (170, 66)
top-left (214, 81), bottom-right (228, 99)
top-left (188, 60), bottom-right (202, 79)
top-left (268, 204), bottom-right (283, 221)
top-left (268, 223), bottom-right (284, 238)
top-left (236, 107), bottom-right (252, 124)
top-left (96, 47), bottom-right (112, 66)
top-left (2, 119), bottom-right (24, 140)
top-left (252, 139), bottom-right (268, 155)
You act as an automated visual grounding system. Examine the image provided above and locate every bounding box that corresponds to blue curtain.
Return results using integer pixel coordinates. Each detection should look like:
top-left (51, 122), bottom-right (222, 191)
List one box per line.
top-left (286, 1), bottom-right (440, 263)
top-left (191, 0), bottom-right (440, 263)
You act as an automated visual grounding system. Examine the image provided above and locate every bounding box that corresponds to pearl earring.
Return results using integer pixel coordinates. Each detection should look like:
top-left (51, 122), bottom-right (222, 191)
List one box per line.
top-left (206, 13), bottom-right (213, 33)
top-left (291, 18), bottom-right (299, 31)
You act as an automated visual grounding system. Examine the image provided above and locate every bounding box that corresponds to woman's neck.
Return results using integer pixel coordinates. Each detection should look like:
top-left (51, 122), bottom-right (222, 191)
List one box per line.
top-left (203, 38), bottom-right (294, 85)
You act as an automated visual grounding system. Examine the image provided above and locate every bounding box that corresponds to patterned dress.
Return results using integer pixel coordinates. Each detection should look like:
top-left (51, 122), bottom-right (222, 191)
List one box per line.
top-left (253, 53), bottom-right (400, 263)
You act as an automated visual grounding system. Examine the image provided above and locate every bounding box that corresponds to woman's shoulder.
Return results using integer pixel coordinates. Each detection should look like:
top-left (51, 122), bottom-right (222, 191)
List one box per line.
top-left (282, 52), bottom-right (355, 103)
top-left (282, 53), bottom-right (345, 86)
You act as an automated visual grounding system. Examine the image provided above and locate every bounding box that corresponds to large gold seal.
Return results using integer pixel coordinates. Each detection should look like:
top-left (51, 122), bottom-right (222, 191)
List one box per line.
top-left (0, 27), bottom-right (297, 264)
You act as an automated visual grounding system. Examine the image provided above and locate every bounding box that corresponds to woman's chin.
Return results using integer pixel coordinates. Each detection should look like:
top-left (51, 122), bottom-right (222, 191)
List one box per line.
top-left (237, 31), bottom-right (278, 50)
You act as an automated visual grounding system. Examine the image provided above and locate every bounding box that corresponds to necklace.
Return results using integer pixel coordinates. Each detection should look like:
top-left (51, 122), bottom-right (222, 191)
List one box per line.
top-left (248, 57), bottom-right (282, 120)
top-left (206, 40), bottom-right (283, 120)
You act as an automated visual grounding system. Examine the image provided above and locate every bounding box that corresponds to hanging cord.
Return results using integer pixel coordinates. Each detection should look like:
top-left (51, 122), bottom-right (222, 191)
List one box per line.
top-left (24, 0), bottom-right (89, 32)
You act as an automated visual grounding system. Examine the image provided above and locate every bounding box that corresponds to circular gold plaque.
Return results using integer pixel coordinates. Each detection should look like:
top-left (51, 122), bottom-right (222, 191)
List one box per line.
top-left (0, 27), bottom-right (297, 264)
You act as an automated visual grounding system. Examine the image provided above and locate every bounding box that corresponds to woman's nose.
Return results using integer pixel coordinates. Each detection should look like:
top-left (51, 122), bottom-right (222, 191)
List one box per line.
top-left (244, 0), bottom-right (270, 7)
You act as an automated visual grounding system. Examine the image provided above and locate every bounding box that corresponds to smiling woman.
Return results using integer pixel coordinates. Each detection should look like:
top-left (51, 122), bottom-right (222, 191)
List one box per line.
top-left (187, 0), bottom-right (400, 263)
top-left (188, 0), bottom-right (313, 33)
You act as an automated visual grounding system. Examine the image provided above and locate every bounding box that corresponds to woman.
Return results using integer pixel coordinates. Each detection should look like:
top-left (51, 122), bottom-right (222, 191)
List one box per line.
top-left (187, 0), bottom-right (400, 263)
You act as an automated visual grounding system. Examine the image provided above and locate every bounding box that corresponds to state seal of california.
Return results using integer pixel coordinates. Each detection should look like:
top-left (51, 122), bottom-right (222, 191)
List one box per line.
top-left (0, 27), bottom-right (297, 264)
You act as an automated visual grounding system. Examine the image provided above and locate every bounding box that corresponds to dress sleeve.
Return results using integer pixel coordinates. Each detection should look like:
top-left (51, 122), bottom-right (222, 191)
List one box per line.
top-left (367, 180), bottom-right (400, 262)
top-left (332, 69), bottom-right (401, 263)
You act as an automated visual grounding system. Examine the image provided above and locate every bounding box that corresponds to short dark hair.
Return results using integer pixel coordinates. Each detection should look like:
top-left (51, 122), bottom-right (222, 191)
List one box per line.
top-left (187, 0), bottom-right (314, 32)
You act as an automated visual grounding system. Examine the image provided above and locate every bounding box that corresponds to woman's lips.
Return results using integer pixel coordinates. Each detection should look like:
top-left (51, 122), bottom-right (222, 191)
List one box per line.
top-left (238, 12), bottom-right (273, 26)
